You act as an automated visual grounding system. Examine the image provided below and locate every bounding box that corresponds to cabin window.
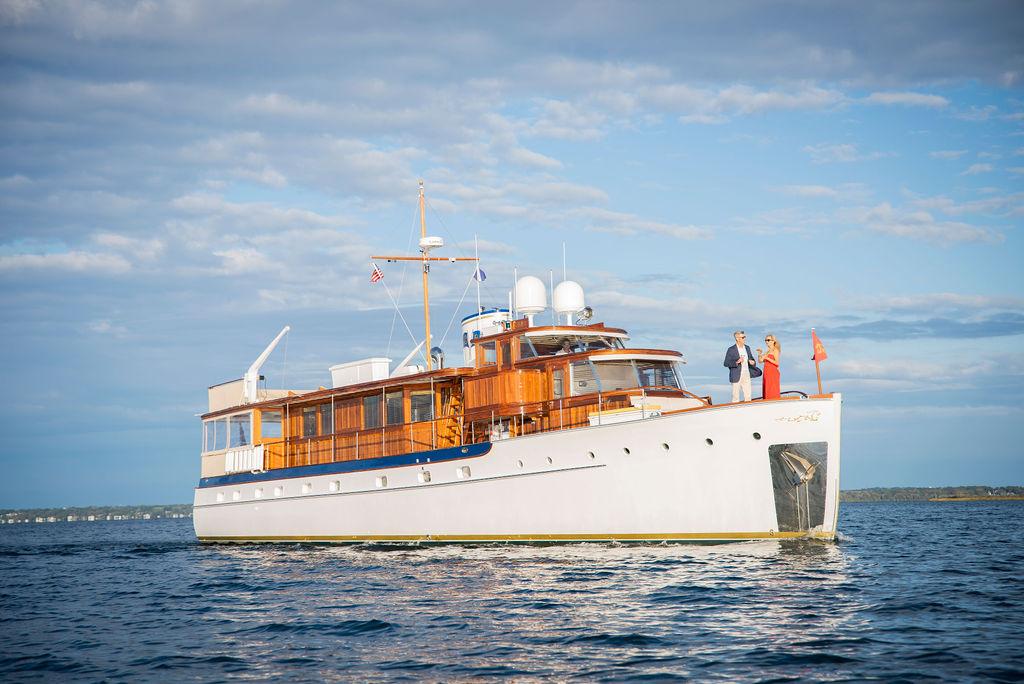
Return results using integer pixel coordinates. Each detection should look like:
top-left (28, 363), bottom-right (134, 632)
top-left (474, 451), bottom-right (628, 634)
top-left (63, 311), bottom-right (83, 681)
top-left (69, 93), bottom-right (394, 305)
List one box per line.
top-left (552, 369), bottom-right (564, 399)
top-left (229, 414), bottom-right (250, 448)
top-left (462, 331), bottom-right (469, 348)
top-left (204, 421), bottom-right (216, 452)
top-left (363, 395), bottom-right (382, 428)
top-left (518, 336), bottom-right (538, 359)
top-left (386, 391), bottom-right (404, 425)
top-left (261, 410), bottom-right (282, 439)
top-left (500, 340), bottom-right (512, 369)
top-left (480, 340), bottom-right (497, 366)
top-left (213, 418), bottom-right (227, 450)
top-left (319, 403), bottom-right (333, 435)
top-left (636, 361), bottom-right (681, 389)
top-left (410, 391), bottom-right (434, 423)
top-left (594, 361), bottom-right (639, 392)
top-left (302, 407), bottom-right (317, 437)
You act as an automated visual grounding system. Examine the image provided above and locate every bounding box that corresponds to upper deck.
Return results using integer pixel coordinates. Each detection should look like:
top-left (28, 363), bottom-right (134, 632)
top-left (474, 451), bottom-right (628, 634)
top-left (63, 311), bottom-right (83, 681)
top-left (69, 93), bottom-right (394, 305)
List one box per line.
top-left (197, 317), bottom-right (705, 480)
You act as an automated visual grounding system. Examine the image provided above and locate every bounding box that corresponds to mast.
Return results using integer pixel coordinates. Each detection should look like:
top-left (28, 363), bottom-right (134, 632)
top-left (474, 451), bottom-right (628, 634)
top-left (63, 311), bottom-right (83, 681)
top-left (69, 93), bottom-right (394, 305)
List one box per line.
top-left (419, 180), bottom-right (433, 370)
top-left (371, 180), bottom-right (478, 373)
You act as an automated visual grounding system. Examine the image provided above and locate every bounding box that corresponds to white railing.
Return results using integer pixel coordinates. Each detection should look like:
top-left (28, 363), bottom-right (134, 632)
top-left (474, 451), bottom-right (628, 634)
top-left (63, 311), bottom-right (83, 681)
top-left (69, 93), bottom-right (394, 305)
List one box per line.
top-left (225, 444), bottom-right (265, 474)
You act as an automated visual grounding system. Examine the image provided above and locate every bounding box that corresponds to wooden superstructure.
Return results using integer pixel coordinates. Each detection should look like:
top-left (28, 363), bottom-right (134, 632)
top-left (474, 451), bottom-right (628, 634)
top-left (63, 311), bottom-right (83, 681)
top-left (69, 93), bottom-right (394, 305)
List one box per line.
top-left (198, 317), bottom-right (708, 479)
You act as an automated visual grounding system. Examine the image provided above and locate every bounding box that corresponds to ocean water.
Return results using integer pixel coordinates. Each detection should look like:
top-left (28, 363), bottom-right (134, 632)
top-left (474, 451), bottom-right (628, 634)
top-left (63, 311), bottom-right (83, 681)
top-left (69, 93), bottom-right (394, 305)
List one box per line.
top-left (1, 502), bottom-right (1022, 682)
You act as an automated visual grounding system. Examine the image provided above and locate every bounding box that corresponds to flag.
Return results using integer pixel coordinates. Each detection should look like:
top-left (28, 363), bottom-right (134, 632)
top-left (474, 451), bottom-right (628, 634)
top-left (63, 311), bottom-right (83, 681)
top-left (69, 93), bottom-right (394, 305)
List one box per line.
top-left (811, 329), bottom-right (828, 362)
top-left (370, 263), bottom-right (384, 283)
top-left (473, 267), bottom-right (486, 282)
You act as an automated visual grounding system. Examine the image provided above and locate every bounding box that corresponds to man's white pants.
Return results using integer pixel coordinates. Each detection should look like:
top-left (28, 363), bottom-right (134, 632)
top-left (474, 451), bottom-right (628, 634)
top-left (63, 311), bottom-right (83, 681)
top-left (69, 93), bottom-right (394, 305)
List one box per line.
top-left (731, 364), bottom-right (752, 402)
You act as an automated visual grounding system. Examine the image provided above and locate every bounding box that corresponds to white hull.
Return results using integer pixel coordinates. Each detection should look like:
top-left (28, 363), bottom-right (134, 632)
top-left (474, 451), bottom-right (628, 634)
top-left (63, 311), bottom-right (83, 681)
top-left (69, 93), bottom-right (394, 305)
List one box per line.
top-left (193, 395), bottom-right (841, 542)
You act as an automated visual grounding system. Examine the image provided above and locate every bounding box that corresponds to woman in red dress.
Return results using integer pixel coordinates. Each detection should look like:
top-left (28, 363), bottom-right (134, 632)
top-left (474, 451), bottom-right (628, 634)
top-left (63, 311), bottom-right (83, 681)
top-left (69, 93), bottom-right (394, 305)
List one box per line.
top-left (758, 335), bottom-right (781, 400)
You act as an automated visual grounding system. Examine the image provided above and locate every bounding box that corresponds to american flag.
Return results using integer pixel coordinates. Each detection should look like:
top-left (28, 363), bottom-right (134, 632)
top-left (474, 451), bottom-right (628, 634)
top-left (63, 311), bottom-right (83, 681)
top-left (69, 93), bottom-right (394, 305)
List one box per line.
top-left (370, 263), bottom-right (384, 283)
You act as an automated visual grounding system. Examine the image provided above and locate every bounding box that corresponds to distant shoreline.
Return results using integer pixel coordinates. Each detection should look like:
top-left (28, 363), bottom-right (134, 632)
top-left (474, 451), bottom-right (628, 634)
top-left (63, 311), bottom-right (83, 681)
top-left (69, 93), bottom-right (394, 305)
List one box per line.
top-left (3, 486), bottom-right (1023, 524)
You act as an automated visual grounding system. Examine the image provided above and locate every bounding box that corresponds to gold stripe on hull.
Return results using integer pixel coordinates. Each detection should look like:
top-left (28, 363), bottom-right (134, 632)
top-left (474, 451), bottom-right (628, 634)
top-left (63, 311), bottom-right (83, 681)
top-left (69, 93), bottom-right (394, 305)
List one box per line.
top-left (197, 530), bottom-right (835, 543)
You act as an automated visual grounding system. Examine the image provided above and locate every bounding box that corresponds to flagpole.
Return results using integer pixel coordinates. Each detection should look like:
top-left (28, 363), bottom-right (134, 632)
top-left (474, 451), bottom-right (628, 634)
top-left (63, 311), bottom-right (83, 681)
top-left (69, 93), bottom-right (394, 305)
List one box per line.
top-left (812, 327), bottom-right (823, 395)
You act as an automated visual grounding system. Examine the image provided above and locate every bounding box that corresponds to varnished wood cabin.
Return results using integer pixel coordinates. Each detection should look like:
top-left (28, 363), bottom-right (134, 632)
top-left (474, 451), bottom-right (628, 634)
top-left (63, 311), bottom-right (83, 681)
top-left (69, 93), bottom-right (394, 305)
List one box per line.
top-left (199, 317), bottom-right (709, 479)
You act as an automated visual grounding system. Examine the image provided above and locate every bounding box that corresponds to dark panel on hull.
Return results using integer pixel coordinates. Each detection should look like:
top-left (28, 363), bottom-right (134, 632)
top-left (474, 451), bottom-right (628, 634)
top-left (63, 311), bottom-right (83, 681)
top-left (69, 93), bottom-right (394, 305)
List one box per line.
top-left (769, 442), bottom-right (828, 532)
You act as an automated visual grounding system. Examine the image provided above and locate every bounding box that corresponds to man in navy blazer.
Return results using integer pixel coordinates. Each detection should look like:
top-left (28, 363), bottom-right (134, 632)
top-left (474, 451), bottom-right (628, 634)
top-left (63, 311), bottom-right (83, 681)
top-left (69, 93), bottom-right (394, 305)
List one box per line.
top-left (723, 330), bottom-right (761, 402)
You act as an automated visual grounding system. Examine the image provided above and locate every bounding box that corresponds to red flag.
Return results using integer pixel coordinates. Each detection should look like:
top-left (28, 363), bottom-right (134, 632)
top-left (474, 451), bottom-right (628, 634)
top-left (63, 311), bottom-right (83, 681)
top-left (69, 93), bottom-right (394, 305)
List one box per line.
top-left (811, 329), bottom-right (828, 362)
top-left (370, 263), bottom-right (384, 283)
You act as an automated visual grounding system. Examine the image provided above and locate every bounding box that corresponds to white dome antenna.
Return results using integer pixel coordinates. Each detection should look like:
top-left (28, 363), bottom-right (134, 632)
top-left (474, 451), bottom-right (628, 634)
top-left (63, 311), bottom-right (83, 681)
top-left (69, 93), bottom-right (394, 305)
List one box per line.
top-left (553, 280), bottom-right (585, 325)
top-left (419, 236), bottom-right (444, 251)
top-left (514, 276), bottom-right (547, 325)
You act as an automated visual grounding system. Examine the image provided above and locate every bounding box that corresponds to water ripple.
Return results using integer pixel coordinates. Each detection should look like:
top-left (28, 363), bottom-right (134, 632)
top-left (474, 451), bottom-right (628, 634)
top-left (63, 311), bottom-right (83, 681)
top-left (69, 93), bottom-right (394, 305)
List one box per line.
top-left (1, 502), bottom-right (1023, 681)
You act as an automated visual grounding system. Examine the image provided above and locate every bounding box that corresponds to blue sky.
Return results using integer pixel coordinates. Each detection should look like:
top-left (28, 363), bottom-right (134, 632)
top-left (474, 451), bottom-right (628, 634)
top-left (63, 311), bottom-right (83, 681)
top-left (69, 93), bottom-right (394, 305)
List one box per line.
top-left (1, 1), bottom-right (1022, 507)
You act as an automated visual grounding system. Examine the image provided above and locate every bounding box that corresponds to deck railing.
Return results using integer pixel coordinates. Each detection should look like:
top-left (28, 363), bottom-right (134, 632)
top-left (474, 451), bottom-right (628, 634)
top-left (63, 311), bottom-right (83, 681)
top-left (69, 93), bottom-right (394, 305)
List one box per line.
top-left (261, 387), bottom-right (703, 471)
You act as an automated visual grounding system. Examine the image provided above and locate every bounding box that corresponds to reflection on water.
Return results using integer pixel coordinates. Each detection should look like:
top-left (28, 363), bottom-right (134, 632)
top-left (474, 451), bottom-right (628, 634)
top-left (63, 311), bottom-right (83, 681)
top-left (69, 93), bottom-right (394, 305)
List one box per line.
top-left (2, 503), bottom-right (1023, 681)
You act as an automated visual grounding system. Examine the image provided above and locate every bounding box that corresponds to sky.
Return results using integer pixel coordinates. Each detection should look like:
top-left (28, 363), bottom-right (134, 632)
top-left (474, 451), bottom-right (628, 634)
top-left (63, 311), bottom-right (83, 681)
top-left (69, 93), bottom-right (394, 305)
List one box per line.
top-left (1, 0), bottom-right (1022, 508)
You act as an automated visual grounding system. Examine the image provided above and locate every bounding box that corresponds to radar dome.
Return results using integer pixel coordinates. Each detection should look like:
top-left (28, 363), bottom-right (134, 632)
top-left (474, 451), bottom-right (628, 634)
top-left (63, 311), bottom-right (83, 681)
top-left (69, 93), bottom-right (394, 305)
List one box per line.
top-left (515, 276), bottom-right (547, 315)
top-left (553, 280), bottom-right (585, 315)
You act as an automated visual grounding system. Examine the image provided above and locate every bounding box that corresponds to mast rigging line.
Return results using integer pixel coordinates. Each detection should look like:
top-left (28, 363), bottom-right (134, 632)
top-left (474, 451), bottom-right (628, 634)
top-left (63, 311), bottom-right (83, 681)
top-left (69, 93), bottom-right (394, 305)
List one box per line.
top-left (373, 266), bottom-right (428, 365)
top-left (437, 268), bottom-right (480, 350)
top-left (386, 201), bottom-right (421, 361)
top-left (424, 195), bottom-right (500, 302)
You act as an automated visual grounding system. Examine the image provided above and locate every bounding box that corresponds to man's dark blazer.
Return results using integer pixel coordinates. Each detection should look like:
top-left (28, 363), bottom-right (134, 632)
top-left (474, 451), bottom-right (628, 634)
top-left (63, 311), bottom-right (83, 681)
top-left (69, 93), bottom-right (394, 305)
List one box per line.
top-left (724, 344), bottom-right (761, 383)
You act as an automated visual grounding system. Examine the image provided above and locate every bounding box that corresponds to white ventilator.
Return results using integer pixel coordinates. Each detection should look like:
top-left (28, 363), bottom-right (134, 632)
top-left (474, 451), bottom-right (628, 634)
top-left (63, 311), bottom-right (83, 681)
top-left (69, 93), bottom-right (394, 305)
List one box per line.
top-left (553, 280), bottom-right (585, 325)
top-left (514, 276), bottom-right (547, 325)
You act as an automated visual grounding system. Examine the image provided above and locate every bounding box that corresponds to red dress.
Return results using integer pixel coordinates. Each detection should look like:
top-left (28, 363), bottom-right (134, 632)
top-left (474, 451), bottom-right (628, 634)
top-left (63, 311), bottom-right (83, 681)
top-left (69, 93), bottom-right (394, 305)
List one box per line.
top-left (762, 354), bottom-right (780, 399)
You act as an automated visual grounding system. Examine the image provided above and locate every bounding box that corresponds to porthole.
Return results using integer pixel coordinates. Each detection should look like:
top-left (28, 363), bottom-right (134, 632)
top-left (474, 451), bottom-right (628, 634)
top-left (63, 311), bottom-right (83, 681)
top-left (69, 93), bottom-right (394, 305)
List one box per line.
top-left (254, 487), bottom-right (264, 499)
top-left (546, 456), bottom-right (553, 465)
top-left (376, 476), bottom-right (388, 488)
top-left (753, 432), bottom-right (762, 440)
top-left (516, 460), bottom-right (524, 469)
top-left (274, 486), bottom-right (283, 497)
top-left (623, 447), bottom-right (631, 455)
top-left (329, 481), bottom-right (340, 493)
top-left (418, 471), bottom-right (432, 483)
top-left (661, 443), bottom-right (670, 451)
top-left (301, 483), bottom-right (312, 495)
top-left (232, 490), bottom-right (241, 501)
top-left (457, 466), bottom-right (471, 479)
top-left (705, 438), bottom-right (714, 446)
top-left (216, 492), bottom-right (225, 503)
top-left (587, 451), bottom-right (596, 460)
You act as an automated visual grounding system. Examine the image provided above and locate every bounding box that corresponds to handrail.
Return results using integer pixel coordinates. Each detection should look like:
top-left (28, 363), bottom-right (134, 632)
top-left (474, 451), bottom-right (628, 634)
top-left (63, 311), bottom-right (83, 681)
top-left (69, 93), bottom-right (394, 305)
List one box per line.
top-left (262, 383), bottom-right (707, 469)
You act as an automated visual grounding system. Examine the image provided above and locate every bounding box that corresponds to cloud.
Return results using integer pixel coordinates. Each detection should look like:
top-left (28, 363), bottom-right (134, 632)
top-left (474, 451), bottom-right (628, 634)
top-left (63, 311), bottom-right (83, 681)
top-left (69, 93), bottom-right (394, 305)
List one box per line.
top-left (804, 143), bottom-right (892, 163)
top-left (773, 185), bottom-right (838, 198)
top-left (0, 250), bottom-right (131, 274)
top-left (643, 83), bottom-right (845, 123)
top-left (954, 105), bottom-right (998, 121)
top-left (929, 150), bottom-right (968, 160)
top-left (576, 207), bottom-right (712, 240)
top-left (824, 314), bottom-right (1024, 340)
top-left (858, 293), bottom-right (1024, 315)
top-left (845, 202), bottom-right (1003, 244)
top-left (961, 163), bottom-right (994, 175)
top-left (864, 91), bottom-right (949, 108)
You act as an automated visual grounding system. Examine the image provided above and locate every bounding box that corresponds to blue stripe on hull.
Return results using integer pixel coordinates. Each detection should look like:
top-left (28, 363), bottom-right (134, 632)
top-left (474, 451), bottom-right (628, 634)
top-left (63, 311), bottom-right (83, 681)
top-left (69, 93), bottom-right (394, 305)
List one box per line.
top-left (197, 442), bottom-right (492, 489)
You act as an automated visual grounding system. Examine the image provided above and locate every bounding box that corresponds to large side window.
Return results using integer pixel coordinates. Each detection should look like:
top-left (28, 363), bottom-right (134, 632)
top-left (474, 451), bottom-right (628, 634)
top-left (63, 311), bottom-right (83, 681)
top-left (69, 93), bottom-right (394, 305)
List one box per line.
top-left (386, 391), bottom-right (404, 425)
top-left (500, 340), bottom-right (512, 369)
top-left (363, 395), bottom-right (382, 429)
top-left (319, 403), bottom-right (333, 435)
top-left (261, 410), bottom-right (282, 439)
top-left (214, 418), bottom-right (227, 450)
top-left (302, 406), bottom-right (317, 437)
top-left (229, 414), bottom-right (250, 448)
top-left (410, 391), bottom-right (433, 423)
